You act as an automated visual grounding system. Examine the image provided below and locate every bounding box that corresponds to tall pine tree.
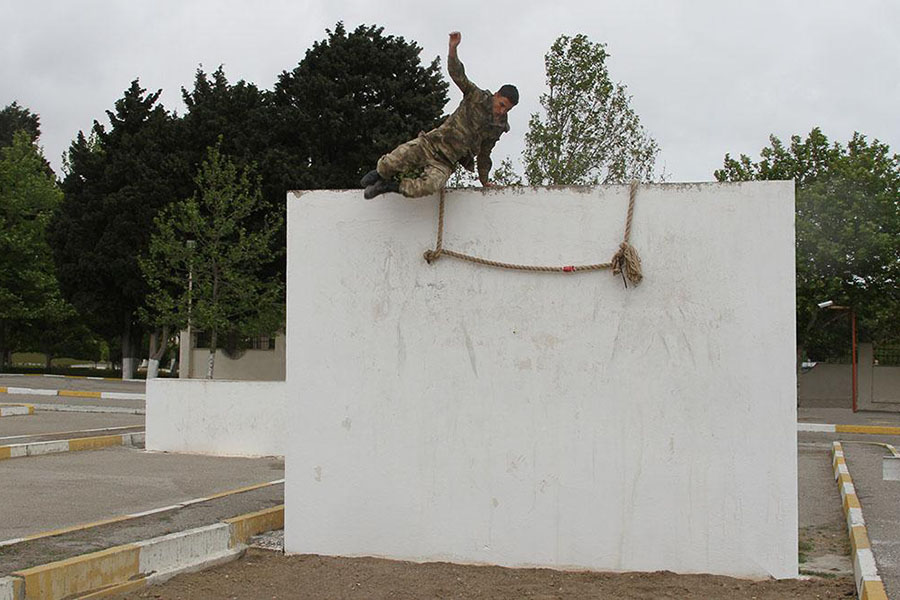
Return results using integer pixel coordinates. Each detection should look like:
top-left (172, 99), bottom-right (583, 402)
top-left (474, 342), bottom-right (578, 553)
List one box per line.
top-left (51, 80), bottom-right (185, 378)
top-left (272, 23), bottom-right (448, 189)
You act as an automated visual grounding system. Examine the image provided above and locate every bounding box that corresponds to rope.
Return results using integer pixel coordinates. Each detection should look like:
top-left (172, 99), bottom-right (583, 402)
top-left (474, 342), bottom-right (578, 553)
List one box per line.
top-left (423, 181), bottom-right (643, 286)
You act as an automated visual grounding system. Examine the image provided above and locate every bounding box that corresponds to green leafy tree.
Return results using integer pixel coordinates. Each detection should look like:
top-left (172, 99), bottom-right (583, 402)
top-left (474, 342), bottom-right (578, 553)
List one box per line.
top-left (0, 131), bottom-right (65, 368)
top-left (1, 102), bottom-right (53, 176)
top-left (448, 156), bottom-right (521, 188)
top-left (141, 143), bottom-right (284, 379)
top-left (272, 22), bottom-right (448, 189)
top-left (179, 66), bottom-right (287, 292)
top-left (21, 301), bottom-right (103, 371)
top-left (715, 128), bottom-right (899, 361)
top-left (523, 34), bottom-right (660, 186)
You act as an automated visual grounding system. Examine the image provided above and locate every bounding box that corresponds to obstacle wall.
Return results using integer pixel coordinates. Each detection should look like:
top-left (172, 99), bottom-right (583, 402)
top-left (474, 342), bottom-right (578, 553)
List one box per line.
top-left (284, 183), bottom-right (797, 578)
top-left (146, 379), bottom-right (286, 456)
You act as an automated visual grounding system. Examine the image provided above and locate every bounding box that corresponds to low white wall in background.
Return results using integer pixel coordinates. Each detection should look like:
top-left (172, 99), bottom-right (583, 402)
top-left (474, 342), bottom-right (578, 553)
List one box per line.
top-left (284, 183), bottom-right (798, 579)
top-left (146, 379), bottom-right (285, 456)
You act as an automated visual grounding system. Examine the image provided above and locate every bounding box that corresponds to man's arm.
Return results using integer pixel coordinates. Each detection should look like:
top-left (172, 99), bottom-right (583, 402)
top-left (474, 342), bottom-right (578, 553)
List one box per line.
top-left (476, 139), bottom-right (496, 187)
top-left (447, 31), bottom-right (477, 96)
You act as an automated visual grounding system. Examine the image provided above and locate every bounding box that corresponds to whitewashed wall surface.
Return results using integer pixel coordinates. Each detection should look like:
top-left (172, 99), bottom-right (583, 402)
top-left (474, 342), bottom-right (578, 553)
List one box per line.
top-left (285, 183), bottom-right (797, 578)
top-left (147, 379), bottom-right (285, 457)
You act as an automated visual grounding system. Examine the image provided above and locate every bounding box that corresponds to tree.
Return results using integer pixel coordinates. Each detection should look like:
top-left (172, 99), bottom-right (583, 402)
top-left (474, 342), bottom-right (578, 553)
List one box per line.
top-left (180, 66), bottom-right (276, 197)
top-left (50, 80), bottom-right (185, 378)
top-left (272, 22), bottom-right (448, 189)
top-left (141, 143), bottom-right (284, 379)
top-left (0, 102), bottom-right (41, 148)
top-left (523, 34), bottom-right (660, 186)
top-left (715, 128), bottom-right (899, 361)
top-left (1, 102), bottom-right (53, 177)
top-left (447, 156), bottom-right (522, 188)
top-left (0, 131), bottom-right (65, 368)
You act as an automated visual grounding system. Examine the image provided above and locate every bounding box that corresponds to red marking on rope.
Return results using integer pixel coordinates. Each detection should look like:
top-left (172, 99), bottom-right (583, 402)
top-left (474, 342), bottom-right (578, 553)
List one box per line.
top-left (562, 266), bottom-right (575, 272)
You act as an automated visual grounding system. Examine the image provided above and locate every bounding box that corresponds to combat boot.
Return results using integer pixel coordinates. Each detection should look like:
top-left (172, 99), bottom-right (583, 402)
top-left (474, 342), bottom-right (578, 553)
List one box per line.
top-left (359, 169), bottom-right (381, 187)
top-left (364, 178), bottom-right (400, 199)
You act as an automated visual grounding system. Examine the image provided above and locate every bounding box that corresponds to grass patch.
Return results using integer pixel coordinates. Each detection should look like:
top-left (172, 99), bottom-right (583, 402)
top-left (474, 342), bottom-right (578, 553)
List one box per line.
top-left (799, 539), bottom-right (814, 564)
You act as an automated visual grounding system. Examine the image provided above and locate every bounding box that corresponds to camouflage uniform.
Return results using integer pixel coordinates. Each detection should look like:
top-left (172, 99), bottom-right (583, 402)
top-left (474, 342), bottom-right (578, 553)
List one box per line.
top-left (376, 54), bottom-right (510, 198)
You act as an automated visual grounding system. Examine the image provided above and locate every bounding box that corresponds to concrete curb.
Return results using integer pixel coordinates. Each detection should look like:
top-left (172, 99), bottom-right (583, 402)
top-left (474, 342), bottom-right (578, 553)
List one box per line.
top-left (0, 404), bottom-right (34, 418)
top-left (800, 423), bottom-right (900, 436)
top-left (0, 479), bottom-right (284, 548)
top-left (3, 505), bottom-right (284, 600)
top-left (0, 432), bottom-right (144, 461)
top-left (831, 442), bottom-right (889, 600)
top-left (1, 374), bottom-right (125, 382)
top-left (29, 404), bottom-right (144, 416)
top-left (0, 387), bottom-right (144, 401)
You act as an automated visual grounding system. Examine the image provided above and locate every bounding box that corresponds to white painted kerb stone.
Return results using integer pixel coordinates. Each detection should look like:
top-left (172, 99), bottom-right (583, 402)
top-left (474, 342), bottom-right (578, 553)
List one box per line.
top-left (285, 183), bottom-right (797, 578)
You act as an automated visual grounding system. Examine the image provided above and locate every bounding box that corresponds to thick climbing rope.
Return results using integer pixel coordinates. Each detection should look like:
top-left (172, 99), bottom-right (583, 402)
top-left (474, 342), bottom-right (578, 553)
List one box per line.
top-left (423, 181), bottom-right (643, 286)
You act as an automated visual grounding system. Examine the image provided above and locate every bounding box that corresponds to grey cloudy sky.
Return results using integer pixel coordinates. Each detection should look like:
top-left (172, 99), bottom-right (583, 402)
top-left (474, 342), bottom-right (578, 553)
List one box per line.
top-left (3, 0), bottom-right (898, 182)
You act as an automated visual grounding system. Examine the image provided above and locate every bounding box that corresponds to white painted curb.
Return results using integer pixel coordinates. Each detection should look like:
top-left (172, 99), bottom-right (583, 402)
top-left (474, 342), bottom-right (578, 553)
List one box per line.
top-left (0, 404), bottom-right (33, 417)
top-left (138, 523), bottom-right (240, 583)
top-left (797, 423), bottom-right (836, 433)
top-left (0, 576), bottom-right (21, 600)
top-left (8, 506), bottom-right (283, 599)
top-left (0, 386), bottom-right (144, 400)
top-left (32, 403), bottom-right (144, 415)
top-left (0, 432), bottom-right (144, 461)
top-left (831, 442), bottom-right (889, 600)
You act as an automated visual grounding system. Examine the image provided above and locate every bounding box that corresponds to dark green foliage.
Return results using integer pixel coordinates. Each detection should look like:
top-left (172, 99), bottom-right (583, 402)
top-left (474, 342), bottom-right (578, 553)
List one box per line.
top-left (716, 128), bottom-right (899, 360)
top-left (273, 22), bottom-right (448, 189)
top-left (50, 80), bottom-right (185, 369)
top-left (0, 102), bottom-right (41, 148)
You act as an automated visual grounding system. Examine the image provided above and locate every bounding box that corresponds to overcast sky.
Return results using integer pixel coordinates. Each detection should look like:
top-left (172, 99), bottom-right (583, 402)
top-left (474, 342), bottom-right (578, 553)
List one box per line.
top-left (3, 0), bottom-right (898, 182)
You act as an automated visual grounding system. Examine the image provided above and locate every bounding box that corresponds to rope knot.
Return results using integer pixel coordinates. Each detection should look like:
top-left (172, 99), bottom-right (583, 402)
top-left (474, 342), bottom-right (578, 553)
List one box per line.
top-left (611, 241), bottom-right (643, 287)
top-left (423, 249), bottom-right (442, 264)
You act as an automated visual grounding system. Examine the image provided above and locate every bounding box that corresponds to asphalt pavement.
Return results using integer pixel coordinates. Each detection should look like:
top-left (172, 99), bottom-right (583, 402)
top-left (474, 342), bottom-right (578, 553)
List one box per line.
top-left (0, 445), bottom-right (284, 541)
top-left (0, 411), bottom-right (143, 440)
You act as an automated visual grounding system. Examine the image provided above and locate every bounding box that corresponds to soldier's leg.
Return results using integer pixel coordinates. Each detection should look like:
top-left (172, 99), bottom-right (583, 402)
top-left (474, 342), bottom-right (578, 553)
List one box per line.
top-left (376, 138), bottom-right (428, 180)
top-left (397, 161), bottom-right (453, 198)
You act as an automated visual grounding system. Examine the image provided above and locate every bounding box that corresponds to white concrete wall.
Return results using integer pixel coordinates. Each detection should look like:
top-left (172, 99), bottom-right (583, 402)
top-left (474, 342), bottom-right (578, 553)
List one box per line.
top-left (799, 363), bottom-right (852, 407)
top-left (146, 379), bottom-right (285, 456)
top-left (186, 334), bottom-right (286, 381)
top-left (284, 183), bottom-right (797, 578)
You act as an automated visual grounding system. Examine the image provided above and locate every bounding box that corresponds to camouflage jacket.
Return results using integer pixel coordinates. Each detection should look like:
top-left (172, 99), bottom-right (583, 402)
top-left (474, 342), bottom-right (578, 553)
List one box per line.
top-left (422, 53), bottom-right (509, 181)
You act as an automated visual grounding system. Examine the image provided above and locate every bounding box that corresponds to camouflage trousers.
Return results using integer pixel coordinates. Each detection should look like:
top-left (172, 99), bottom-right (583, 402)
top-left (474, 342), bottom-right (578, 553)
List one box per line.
top-left (376, 136), bottom-right (454, 198)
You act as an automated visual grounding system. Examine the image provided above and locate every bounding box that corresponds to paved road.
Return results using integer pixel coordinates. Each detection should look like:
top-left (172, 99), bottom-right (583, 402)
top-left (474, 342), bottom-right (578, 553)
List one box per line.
top-left (842, 442), bottom-right (900, 598)
top-left (0, 446), bottom-right (284, 541)
top-left (799, 407), bottom-right (900, 427)
top-left (0, 411), bottom-right (143, 440)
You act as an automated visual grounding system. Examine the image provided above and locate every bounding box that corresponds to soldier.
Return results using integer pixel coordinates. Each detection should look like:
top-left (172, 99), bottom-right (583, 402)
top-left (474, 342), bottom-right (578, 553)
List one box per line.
top-left (361, 31), bottom-right (518, 199)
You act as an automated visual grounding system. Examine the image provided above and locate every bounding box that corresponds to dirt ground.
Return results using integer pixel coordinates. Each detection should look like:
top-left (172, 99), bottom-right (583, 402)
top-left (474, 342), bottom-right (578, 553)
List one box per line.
top-left (111, 439), bottom-right (857, 600)
top-left (115, 549), bottom-right (855, 600)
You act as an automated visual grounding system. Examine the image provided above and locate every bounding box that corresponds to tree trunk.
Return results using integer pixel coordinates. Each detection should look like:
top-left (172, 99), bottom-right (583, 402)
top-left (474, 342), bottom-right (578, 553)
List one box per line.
top-left (121, 324), bottom-right (136, 380)
top-left (146, 326), bottom-right (170, 380)
top-left (206, 329), bottom-right (217, 379)
top-left (0, 325), bottom-right (7, 371)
